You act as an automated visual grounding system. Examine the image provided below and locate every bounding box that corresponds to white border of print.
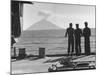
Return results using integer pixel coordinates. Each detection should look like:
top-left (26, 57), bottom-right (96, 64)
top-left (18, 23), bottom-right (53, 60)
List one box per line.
top-left (0, 0), bottom-right (99, 75)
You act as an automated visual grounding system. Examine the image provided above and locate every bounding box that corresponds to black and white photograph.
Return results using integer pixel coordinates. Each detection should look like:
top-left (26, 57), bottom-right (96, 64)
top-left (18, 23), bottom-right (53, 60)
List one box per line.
top-left (11, 0), bottom-right (96, 74)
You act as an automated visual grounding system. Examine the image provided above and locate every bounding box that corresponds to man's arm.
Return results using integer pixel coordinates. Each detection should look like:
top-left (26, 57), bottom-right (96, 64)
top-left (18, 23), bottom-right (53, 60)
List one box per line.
top-left (65, 29), bottom-right (68, 37)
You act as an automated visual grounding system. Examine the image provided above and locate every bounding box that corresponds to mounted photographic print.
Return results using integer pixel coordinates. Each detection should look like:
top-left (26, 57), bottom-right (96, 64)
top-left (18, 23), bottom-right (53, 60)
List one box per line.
top-left (11, 0), bottom-right (96, 74)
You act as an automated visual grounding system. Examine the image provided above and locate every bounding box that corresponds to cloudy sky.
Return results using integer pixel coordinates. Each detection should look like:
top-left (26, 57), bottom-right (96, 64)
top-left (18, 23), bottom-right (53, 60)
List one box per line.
top-left (23, 2), bottom-right (95, 30)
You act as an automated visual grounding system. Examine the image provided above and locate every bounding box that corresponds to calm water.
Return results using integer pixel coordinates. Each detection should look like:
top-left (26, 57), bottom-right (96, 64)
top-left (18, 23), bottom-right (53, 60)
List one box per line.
top-left (12, 29), bottom-right (96, 56)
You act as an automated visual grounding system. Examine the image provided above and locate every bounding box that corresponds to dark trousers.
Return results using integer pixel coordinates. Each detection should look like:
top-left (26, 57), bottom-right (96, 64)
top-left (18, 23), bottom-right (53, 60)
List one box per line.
top-left (84, 37), bottom-right (90, 55)
top-left (68, 38), bottom-right (74, 55)
top-left (75, 38), bottom-right (81, 55)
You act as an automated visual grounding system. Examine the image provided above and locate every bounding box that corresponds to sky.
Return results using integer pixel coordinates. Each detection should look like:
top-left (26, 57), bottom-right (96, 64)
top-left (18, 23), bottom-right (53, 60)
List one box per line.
top-left (23, 2), bottom-right (95, 30)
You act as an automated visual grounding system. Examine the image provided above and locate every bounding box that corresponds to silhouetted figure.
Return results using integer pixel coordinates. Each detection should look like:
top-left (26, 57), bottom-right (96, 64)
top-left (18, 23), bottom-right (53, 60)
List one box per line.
top-left (65, 23), bottom-right (74, 55)
top-left (74, 24), bottom-right (82, 56)
top-left (83, 22), bottom-right (91, 55)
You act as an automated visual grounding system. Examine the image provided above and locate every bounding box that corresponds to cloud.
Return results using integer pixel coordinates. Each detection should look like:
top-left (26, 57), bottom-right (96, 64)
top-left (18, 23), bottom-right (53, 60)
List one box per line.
top-left (38, 10), bottom-right (52, 19)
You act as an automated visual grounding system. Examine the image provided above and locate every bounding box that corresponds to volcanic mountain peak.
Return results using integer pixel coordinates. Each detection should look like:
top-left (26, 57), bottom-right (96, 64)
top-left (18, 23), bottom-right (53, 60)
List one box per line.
top-left (27, 19), bottom-right (63, 30)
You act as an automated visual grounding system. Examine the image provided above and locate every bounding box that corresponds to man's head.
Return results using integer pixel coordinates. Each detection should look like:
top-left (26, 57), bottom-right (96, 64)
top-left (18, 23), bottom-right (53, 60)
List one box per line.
top-left (84, 22), bottom-right (88, 27)
top-left (69, 23), bottom-right (73, 28)
top-left (76, 24), bottom-right (79, 29)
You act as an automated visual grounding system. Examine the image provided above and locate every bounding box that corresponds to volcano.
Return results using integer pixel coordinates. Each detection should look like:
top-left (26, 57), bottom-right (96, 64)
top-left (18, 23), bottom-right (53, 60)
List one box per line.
top-left (27, 19), bottom-right (63, 30)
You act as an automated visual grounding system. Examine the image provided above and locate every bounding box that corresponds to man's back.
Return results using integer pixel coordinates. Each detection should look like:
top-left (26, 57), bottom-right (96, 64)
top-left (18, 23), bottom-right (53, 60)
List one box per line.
top-left (83, 27), bottom-right (91, 37)
top-left (74, 28), bottom-right (82, 38)
top-left (66, 27), bottom-right (74, 38)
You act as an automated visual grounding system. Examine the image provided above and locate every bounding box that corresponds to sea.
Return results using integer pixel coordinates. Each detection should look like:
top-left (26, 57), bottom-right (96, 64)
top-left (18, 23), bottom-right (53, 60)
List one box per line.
top-left (12, 28), bottom-right (96, 56)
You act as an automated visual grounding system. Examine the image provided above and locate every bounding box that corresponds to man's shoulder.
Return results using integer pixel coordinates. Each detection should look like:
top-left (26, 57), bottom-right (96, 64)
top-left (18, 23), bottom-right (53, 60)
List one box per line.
top-left (66, 28), bottom-right (70, 30)
top-left (67, 27), bottom-right (70, 29)
top-left (88, 27), bottom-right (91, 30)
top-left (74, 29), bottom-right (77, 31)
top-left (83, 28), bottom-right (86, 30)
top-left (83, 27), bottom-right (91, 31)
top-left (86, 27), bottom-right (91, 30)
top-left (71, 28), bottom-right (74, 30)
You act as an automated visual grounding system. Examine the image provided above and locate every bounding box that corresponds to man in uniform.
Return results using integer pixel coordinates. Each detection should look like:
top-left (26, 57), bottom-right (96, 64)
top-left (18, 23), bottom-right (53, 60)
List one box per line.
top-left (74, 24), bottom-right (82, 56)
top-left (65, 23), bottom-right (74, 56)
top-left (83, 22), bottom-right (91, 55)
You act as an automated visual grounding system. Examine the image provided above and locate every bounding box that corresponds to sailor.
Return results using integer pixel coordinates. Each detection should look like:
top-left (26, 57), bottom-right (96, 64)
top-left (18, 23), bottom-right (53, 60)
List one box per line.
top-left (74, 24), bottom-right (82, 55)
top-left (83, 22), bottom-right (91, 55)
top-left (65, 23), bottom-right (74, 55)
